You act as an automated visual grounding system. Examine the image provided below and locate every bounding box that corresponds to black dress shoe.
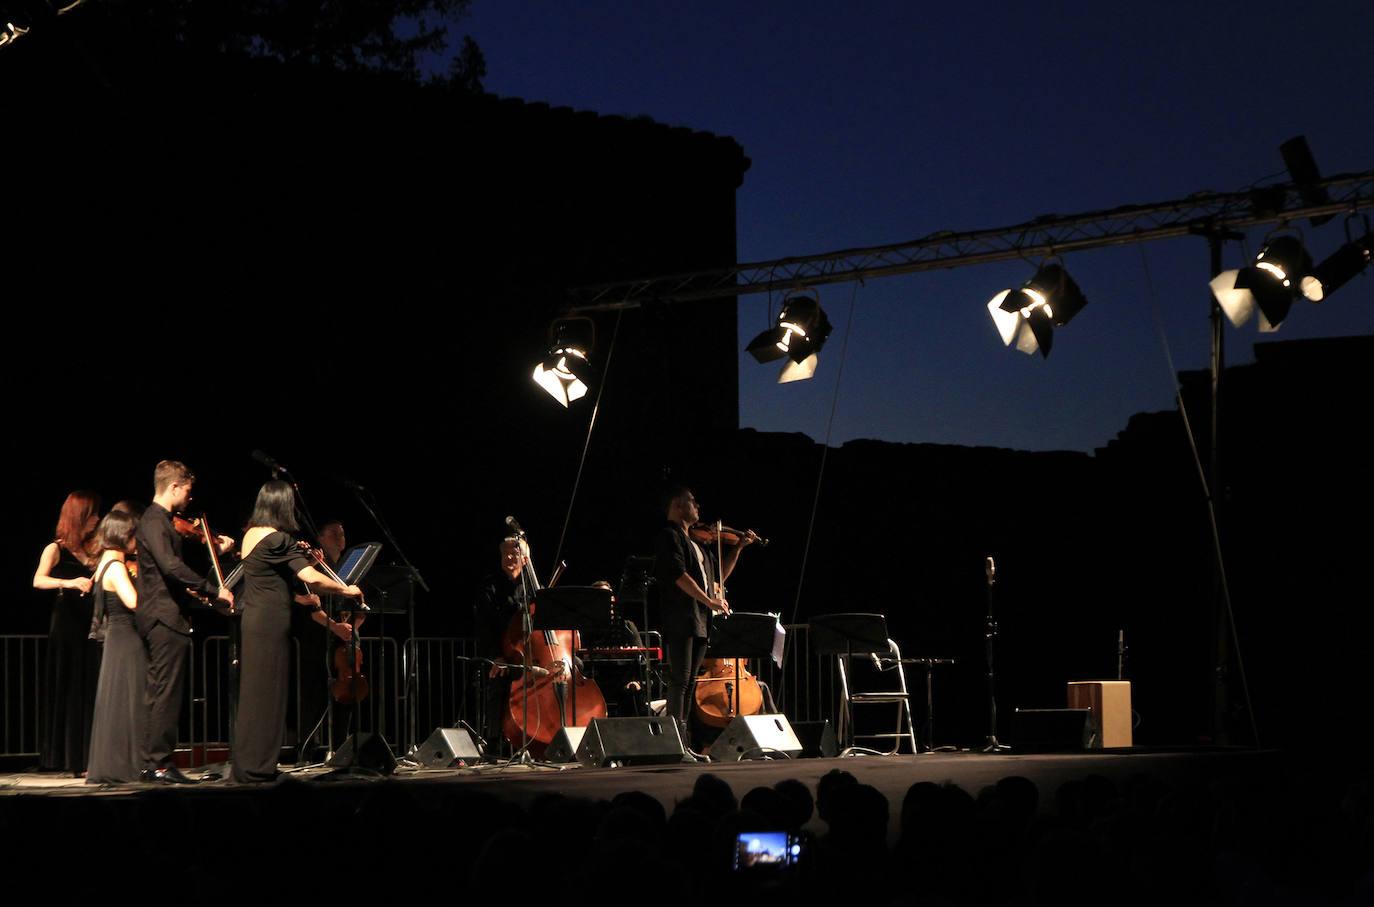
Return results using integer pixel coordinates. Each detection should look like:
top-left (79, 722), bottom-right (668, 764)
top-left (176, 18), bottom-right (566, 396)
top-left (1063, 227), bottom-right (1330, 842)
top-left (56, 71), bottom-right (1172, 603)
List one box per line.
top-left (140, 768), bottom-right (175, 784)
top-left (160, 766), bottom-right (200, 785)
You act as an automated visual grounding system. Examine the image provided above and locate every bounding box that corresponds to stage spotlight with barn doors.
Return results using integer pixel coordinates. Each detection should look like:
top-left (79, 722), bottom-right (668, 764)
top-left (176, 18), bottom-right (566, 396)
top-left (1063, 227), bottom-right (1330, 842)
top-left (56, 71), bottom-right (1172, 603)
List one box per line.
top-left (1209, 232), bottom-right (1316, 332)
top-left (1302, 216), bottom-right (1373, 303)
top-left (745, 288), bottom-right (833, 383)
top-left (986, 260), bottom-right (1089, 359)
top-left (532, 317), bottom-right (595, 407)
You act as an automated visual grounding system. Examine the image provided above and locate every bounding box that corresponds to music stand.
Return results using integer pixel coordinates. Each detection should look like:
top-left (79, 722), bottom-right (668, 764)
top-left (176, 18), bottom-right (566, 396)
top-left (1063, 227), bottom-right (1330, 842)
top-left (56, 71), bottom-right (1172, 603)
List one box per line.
top-left (808, 613), bottom-right (891, 657)
top-left (534, 586), bottom-right (615, 728)
top-left (617, 556), bottom-right (655, 632)
top-left (322, 545), bottom-right (387, 775)
top-left (705, 612), bottom-right (785, 718)
top-left (335, 542), bottom-right (383, 586)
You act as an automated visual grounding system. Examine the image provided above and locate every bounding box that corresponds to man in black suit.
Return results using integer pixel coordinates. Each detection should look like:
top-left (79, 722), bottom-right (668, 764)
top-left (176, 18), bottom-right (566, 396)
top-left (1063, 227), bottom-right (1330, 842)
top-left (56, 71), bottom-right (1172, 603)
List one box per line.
top-left (134, 460), bottom-right (234, 784)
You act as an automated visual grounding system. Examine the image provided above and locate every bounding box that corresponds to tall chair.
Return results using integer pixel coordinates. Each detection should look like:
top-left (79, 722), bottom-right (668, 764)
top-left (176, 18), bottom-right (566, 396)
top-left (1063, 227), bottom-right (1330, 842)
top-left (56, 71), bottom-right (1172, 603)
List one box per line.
top-left (808, 613), bottom-right (917, 755)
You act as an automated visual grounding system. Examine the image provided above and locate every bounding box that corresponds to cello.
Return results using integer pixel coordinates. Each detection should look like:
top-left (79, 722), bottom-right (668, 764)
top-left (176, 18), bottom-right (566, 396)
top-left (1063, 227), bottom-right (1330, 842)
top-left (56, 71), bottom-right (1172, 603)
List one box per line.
top-left (692, 520), bottom-right (765, 726)
top-left (498, 532), bottom-right (607, 758)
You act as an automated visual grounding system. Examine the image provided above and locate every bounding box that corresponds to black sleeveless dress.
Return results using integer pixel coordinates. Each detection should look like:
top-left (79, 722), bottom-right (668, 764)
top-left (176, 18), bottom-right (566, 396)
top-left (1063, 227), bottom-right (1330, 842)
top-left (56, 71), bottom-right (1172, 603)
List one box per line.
top-left (87, 559), bottom-right (148, 784)
top-left (39, 546), bottom-right (100, 773)
top-left (232, 531), bottom-right (310, 783)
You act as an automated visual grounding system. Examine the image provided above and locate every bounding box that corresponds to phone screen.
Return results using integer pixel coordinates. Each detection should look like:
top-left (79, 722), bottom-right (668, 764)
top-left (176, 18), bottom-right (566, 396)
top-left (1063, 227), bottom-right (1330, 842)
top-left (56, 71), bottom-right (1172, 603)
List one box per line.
top-left (733, 831), bottom-right (804, 871)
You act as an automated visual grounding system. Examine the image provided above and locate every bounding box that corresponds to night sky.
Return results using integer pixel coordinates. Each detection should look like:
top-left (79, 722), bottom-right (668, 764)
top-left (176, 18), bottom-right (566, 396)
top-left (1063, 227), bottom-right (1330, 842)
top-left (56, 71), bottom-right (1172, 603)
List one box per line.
top-left (461, 0), bottom-right (1374, 451)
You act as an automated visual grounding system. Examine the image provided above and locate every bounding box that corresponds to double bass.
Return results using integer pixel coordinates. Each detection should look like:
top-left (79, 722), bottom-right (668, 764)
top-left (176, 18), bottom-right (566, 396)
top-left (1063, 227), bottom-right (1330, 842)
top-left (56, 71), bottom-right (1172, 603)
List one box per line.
top-left (499, 532), bottom-right (607, 758)
top-left (692, 520), bottom-right (765, 727)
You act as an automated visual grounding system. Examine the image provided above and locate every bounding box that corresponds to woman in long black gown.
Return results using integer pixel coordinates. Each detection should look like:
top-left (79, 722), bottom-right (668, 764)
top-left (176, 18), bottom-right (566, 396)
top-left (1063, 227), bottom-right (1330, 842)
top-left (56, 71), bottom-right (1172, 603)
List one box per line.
top-left (86, 510), bottom-right (146, 784)
top-left (232, 481), bottom-right (362, 783)
top-left (31, 490), bottom-right (101, 774)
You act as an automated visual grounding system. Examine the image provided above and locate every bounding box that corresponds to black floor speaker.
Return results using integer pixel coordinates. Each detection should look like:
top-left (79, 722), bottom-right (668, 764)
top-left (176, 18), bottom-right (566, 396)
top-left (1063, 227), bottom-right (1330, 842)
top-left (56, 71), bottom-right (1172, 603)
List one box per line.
top-left (328, 732), bottom-right (397, 774)
top-left (790, 719), bottom-right (839, 758)
top-left (1011, 708), bottom-right (1092, 752)
top-left (711, 714), bottom-right (804, 761)
top-left (545, 726), bottom-right (588, 764)
top-left (576, 716), bottom-right (685, 767)
top-left (416, 727), bottom-right (483, 768)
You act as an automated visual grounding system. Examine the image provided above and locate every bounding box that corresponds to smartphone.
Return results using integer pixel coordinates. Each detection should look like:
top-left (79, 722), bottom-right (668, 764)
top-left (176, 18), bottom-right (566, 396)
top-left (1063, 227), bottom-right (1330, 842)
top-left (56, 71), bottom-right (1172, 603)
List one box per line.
top-left (733, 830), bottom-right (806, 871)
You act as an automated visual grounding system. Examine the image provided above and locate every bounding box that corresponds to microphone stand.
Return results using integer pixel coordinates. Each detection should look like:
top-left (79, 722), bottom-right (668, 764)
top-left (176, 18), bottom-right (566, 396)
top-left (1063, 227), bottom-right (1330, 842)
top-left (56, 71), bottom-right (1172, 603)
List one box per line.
top-left (348, 482), bottom-right (426, 754)
top-left (982, 556), bottom-right (1010, 753)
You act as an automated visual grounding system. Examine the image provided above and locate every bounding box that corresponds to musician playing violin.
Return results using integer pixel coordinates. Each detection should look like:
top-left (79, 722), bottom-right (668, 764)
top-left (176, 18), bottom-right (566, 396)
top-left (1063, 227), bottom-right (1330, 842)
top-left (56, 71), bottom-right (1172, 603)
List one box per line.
top-left (232, 481), bottom-right (362, 783)
top-left (473, 536), bottom-right (533, 754)
top-left (293, 519), bottom-right (361, 758)
top-left (134, 460), bottom-right (235, 784)
top-left (652, 485), bottom-right (756, 750)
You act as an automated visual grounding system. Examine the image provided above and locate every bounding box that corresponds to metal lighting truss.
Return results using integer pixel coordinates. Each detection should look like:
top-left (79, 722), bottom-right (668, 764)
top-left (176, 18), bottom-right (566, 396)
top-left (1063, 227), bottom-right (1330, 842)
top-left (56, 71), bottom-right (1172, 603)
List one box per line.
top-left (567, 171), bottom-right (1374, 312)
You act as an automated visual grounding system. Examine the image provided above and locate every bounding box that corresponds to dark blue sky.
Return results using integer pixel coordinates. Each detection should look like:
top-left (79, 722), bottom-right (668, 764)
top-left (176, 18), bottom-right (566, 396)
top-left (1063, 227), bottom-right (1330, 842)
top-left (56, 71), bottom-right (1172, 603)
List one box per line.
top-left (462, 1), bottom-right (1374, 451)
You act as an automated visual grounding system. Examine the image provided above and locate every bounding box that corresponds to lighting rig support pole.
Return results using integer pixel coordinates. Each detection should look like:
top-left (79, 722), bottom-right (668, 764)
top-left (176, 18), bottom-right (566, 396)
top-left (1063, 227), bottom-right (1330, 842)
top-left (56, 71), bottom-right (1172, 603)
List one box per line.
top-left (1208, 228), bottom-right (1231, 746)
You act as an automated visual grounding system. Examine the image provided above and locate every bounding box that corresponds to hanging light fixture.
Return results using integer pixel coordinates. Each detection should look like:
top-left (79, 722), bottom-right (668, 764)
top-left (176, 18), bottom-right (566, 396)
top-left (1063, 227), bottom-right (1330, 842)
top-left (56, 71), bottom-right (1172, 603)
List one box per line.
top-left (532, 317), bottom-right (595, 407)
top-left (1301, 215), bottom-right (1373, 303)
top-left (986, 260), bottom-right (1089, 359)
top-left (745, 289), bottom-right (833, 383)
top-left (1210, 232), bottom-right (1314, 332)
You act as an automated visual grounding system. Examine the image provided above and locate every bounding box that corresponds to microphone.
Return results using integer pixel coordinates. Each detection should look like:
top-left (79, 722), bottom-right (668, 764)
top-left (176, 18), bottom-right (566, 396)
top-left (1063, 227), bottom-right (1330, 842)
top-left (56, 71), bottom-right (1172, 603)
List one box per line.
top-left (985, 555), bottom-right (996, 585)
top-left (505, 515), bottom-right (525, 535)
top-left (251, 449), bottom-right (287, 477)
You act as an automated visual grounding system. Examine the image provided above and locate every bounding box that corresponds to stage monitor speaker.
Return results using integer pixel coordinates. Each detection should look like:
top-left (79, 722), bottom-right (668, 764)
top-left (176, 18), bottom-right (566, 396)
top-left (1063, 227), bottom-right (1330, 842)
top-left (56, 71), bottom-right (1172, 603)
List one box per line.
top-left (416, 727), bottom-right (483, 768)
top-left (545, 726), bottom-right (588, 764)
top-left (576, 716), bottom-right (685, 768)
top-left (711, 714), bottom-right (804, 761)
top-left (328, 732), bottom-right (397, 774)
top-left (790, 719), bottom-right (839, 758)
top-left (1011, 708), bottom-right (1091, 753)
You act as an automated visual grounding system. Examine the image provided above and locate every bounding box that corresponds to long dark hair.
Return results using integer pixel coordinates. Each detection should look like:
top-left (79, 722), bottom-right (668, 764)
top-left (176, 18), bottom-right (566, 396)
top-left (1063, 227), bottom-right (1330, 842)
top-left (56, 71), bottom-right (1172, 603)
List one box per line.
top-left (97, 510), bottom-right (138, 553)
top-left (248, 480), bottom-right (299, 532)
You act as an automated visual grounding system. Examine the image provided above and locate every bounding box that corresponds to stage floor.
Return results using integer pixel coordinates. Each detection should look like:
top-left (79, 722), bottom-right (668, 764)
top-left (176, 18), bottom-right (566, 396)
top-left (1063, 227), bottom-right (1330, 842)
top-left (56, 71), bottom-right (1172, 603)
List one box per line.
top-left (0, 746), bottom-right (1279, 841)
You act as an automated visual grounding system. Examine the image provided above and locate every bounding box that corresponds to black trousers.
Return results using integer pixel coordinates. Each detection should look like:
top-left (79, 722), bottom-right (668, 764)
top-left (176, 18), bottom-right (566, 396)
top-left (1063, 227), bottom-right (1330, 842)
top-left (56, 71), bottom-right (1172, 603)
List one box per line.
top-left (143, 622), bottom-right (190, 769)
top-left (664, 633), bottom-right (709, 726)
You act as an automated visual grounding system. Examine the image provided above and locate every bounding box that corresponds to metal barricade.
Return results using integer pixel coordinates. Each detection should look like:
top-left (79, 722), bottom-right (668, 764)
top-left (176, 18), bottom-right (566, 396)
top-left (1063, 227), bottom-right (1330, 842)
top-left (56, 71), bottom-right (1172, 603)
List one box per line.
top-left (1, 635), bottom-right (44, 757)
top-left (402, 636), bottom-right (479, 750)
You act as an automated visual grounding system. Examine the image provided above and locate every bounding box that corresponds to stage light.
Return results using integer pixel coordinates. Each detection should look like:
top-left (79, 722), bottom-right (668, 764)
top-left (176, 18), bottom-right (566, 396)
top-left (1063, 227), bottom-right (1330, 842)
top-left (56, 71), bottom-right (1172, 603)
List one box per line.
top-left (1301, 218), bottom-right (1373, 303)
top-left (986, 261), bottom-right (1088, 359)
top-left (1, 19), bottom-right (29, 48)
top-left (746, 289), bottom-right (833, 383)
top-left (532, 318), bottom-right (595, 407)
top-left (1210, 234), bottom-right (1313, 332)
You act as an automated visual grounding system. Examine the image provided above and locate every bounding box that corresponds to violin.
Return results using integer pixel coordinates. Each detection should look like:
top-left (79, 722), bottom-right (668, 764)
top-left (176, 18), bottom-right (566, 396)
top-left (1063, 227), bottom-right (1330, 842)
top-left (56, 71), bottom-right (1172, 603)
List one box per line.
top-left (174, 513), bottom-right (233, 613)
top-left (688, 523), bottom-right (769, 547)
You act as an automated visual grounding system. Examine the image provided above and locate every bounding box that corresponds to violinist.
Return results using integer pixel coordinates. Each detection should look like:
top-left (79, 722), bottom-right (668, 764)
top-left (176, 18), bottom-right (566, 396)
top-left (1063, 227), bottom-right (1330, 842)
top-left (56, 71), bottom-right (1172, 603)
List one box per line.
top-left (473, 536), bottom-right (533, 754)
top-left (134, 460), bottom-right (235, 784)
top-left (31, 490), bottom-right (100, 775)
top-left (652, 485), bottom-right (755, 749)
top-left (232, 481), bottom-right (362, 783)
top-left (293, 519), bottom-right (358, 759)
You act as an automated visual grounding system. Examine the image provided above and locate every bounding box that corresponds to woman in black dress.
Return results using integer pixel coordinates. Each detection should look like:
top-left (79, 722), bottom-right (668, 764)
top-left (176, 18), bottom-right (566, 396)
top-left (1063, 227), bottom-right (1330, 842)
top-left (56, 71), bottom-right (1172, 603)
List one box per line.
top-left (31, 490), bottom-right (101, 774)
top-left (233, 480), bottom-right (362, 783)
top-left (86, 510), bottom-right (145, 784)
